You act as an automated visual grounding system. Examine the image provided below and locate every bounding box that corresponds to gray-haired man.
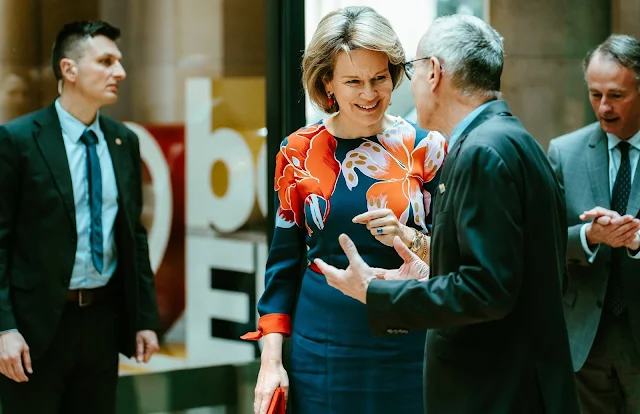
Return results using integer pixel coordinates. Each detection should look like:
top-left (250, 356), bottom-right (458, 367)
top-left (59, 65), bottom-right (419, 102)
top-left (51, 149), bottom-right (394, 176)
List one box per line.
top-left (315, 14), bottom-right (580, 413)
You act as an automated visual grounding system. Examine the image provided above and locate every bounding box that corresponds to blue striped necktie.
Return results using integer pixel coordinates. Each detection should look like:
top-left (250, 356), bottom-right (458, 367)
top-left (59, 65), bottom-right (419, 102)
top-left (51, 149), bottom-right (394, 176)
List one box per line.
top-left (79, 129), bottom-right (103, 274)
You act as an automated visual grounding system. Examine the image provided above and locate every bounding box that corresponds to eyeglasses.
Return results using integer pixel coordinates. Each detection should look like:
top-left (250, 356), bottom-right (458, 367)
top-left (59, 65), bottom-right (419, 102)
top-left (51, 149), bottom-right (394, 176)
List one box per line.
top-left (402, 57), bottom-right (430, 80)
top-left (402, 57), bottom-right (433, 80)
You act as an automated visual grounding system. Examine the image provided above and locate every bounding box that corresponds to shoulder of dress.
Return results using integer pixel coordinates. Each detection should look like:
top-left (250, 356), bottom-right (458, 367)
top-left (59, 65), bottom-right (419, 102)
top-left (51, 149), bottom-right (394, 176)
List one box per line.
top-left (281, 123), bottom-right (335, 150)
top-left (286, 122), bottom-right (327, 139)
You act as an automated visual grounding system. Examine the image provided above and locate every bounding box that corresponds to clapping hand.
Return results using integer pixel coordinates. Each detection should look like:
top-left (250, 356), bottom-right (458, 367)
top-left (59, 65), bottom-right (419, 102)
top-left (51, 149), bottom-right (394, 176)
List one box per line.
top-left (581, 207), bottom-right (640, 249)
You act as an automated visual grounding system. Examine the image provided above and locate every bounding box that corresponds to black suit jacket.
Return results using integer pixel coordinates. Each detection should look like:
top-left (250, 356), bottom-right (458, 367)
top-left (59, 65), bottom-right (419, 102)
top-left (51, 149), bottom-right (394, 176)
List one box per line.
top-left (367, 101), bottom-right (580, 413)
top-left (0, 104), bottom-right (159, 359)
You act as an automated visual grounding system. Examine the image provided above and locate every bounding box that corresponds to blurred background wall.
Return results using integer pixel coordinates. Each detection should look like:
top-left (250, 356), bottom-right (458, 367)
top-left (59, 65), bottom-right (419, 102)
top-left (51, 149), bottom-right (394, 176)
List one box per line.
top-left (0, 1), bottom-right (638, 413)
top-left (2, 0), bottom-right (636, 145)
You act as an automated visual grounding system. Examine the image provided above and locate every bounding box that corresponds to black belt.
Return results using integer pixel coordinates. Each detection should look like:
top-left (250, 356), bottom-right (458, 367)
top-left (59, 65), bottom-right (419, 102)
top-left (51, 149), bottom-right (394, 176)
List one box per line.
top-left (67, 285), bottom-right (114, 307)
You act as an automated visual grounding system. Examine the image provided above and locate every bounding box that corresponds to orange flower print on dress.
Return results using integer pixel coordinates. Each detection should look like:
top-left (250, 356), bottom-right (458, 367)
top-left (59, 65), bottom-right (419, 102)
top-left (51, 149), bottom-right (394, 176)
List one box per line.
top-left (341, 119), bottom-right (447, 231)
top-left (274, 124), bottom-right (340, 233)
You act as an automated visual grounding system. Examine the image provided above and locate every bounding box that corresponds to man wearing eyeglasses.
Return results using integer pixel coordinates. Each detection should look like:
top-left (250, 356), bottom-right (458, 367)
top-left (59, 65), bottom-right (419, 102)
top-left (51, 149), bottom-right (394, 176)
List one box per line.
top-left (314, 14), bottom-right (580, 413)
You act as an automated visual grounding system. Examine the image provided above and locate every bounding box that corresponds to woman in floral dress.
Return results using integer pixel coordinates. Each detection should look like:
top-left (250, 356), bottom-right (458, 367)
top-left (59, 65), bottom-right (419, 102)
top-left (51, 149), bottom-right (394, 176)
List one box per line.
top-left (244, 6), bottom-right (447, 414)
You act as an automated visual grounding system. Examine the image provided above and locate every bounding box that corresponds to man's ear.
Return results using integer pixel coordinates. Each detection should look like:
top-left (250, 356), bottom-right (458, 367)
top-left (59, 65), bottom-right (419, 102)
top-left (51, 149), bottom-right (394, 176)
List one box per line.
top-left (429, 57), bottom-right (443, 92)
top-left (60, 58), bottom-right (77, 83)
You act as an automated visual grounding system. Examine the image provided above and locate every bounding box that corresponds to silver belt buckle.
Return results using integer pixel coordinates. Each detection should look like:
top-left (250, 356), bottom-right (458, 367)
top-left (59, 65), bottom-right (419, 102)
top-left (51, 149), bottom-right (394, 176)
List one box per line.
top-left (78, 289), bottom-right (90, 307)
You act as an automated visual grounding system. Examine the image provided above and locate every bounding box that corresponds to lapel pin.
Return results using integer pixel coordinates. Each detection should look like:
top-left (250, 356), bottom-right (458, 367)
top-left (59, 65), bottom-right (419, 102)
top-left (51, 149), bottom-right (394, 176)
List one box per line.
top-left (438, 183), bottom-right (446, 194)
top-left (115, 138), bottom-right (122, 145)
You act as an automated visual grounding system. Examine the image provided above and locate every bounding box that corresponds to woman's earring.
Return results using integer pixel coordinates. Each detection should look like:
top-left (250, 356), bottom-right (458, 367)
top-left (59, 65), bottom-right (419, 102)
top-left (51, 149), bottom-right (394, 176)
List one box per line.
top-left (327, 93), bottom-right (335, 107)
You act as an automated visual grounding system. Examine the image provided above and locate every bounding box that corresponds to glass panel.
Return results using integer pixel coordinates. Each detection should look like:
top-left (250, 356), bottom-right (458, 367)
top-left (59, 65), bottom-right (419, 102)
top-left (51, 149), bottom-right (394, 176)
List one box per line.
top-left (437, 0), bottom-right (487, 19)
top-left (9, 1), bottom-right (268, 410)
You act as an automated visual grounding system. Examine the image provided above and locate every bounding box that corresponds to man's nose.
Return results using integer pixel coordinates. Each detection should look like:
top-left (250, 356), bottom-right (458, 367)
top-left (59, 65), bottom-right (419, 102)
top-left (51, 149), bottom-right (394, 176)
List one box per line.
top-left (598, 98), bottom-right (613, 114)
top-left (113, 61), bottom-right (126, 80)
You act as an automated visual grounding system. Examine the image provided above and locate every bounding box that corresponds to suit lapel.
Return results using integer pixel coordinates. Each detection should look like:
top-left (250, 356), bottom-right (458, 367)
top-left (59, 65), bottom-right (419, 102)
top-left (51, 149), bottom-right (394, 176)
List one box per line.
top-left (586, 127), bottom-right (611, 209)
top-left (100, 117), bottom-right (128, 205)
top-left (626, 148), bottom-right (640, 216)
top-left (33, 105), bottom-right (76, 228)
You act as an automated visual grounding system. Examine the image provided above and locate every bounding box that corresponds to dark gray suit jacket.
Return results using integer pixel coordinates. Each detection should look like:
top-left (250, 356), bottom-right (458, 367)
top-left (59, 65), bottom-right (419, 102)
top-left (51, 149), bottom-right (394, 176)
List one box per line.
top-left (548, 122), bottom-right (640, 371)
top-left (367, 100), bottom-right (580, 413)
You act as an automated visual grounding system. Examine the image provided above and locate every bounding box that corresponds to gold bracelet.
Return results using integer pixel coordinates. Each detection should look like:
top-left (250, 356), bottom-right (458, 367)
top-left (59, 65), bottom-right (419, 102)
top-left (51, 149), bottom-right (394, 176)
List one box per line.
top-left (420, 234), bottom-right (429, 261)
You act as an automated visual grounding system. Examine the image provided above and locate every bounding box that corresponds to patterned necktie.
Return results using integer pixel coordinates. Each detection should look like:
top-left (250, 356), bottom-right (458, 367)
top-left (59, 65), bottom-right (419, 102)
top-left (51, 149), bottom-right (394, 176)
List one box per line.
top-left (79, 129), bottom-right (103, 274)
top-left (605, 141), bottom-right (631, 316)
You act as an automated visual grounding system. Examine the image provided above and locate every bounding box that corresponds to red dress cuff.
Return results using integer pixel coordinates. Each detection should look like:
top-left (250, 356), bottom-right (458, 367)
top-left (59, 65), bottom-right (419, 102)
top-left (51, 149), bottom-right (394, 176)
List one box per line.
top-left (240, 313), bottom-right (291, 341)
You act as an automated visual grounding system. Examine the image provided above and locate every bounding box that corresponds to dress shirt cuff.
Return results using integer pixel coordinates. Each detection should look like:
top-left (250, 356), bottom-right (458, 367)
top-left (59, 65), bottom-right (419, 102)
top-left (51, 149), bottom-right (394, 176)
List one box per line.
top-left (0, 329), bottom-right (18, 335)
top-left (627, 233), bottom-right (640, 259)
top-left (580, 223), bottom-right (600, 263)
top-left (240, 314), bottom-right (291, 341)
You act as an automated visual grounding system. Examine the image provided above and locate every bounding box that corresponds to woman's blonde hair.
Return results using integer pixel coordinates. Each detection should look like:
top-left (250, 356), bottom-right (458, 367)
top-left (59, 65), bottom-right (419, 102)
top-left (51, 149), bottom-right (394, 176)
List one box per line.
top-left (302, 6), bottom-right (405, 114)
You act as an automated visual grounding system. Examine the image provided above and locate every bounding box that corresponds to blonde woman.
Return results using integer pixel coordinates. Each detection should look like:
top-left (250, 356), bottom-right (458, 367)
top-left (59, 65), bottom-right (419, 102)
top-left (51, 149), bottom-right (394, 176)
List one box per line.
top-left (243, 6), bottom-right (447, 414)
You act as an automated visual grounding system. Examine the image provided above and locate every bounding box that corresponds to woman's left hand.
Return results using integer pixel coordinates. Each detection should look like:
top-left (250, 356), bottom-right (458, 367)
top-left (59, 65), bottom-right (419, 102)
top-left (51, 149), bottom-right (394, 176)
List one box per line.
top-left (352, 209), bottom-right (414, 248)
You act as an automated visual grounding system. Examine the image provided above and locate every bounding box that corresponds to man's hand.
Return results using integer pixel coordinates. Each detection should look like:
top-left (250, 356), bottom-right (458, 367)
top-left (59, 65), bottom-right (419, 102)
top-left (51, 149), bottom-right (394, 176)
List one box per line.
top-left (135, 330), bottom-right (159, 363)
top-left (580, 206), bottom-right (619, 222)
top-left (373, 237), bottom-right (431, 282)
top-left (315, 235), bottom-right (431, 303)
top-left (581, 207), bottom-right (640, 248)
top-left (626, 232), bottom-right (640, 252)
top-left (0, 331), bottom-right (31, 382)
top-left (314, 234), bottom-right (376, 304)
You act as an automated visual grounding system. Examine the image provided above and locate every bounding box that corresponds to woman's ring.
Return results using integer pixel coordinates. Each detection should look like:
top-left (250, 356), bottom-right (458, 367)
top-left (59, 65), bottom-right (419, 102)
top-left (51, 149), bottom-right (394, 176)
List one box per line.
top-left (376, 228), bottom-right (384, 235)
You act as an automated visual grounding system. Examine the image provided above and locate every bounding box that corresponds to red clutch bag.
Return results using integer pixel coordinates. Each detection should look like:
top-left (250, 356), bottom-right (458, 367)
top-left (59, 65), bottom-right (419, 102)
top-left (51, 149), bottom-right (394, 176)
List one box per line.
top-left (267, 387), bottom-right (286, 414)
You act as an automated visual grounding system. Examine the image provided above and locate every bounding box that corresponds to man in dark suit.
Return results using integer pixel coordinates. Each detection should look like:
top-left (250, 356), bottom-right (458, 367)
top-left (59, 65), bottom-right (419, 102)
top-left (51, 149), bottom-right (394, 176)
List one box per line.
top-left (548, 34), bottom-right (640, 413)
top-left (0, 20), bottom-right (160, 413)
top-left (314, 14), bottom-right (580, 413)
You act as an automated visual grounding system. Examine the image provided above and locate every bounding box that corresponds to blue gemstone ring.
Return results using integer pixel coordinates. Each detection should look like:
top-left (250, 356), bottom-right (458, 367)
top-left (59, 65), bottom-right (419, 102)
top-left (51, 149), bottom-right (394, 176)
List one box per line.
top-left (376, 228), bottom-right (384, 235)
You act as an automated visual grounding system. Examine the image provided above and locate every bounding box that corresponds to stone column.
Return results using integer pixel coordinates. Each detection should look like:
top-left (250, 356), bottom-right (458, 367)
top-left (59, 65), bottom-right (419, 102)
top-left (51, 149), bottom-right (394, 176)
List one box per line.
top-left (490, 0), bottom-right (610, 148)
top-left (103, 0), bottom-right (225, 124)
top-left (0, 0), bottom-right (38, 122)
top-left (36, 0), bottom-right (100, 108)
top-left (172, 0), bottom-right (224, 123)
top-left (126, 0), bottom-right (178, 123)
top-left (612, 0), bottom-right (640, 38)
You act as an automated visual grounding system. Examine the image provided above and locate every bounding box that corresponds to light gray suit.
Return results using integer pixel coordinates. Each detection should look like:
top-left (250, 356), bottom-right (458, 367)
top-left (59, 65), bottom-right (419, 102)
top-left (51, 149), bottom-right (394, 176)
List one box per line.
top-left (549, 122), bottom-right (640, 371)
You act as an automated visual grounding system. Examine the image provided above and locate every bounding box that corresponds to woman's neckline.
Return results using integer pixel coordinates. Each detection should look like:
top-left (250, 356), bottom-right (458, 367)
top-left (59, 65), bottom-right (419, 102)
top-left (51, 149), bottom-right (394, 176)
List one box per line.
top-left (320, 115), bottom-right (402, 140)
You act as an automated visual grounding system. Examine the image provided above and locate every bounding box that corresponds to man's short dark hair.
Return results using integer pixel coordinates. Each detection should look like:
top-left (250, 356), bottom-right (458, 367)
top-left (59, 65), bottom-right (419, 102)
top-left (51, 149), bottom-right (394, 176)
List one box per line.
top-left (583, 34), bottom-right (640, 86)
top-left (51, 20), bottom-right (120, 81)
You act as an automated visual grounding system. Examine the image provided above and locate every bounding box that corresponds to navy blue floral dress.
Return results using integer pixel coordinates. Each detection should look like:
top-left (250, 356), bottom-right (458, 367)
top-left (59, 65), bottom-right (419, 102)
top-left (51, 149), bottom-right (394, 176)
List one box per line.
top-left (255, 117), bottom-right (447, 413)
